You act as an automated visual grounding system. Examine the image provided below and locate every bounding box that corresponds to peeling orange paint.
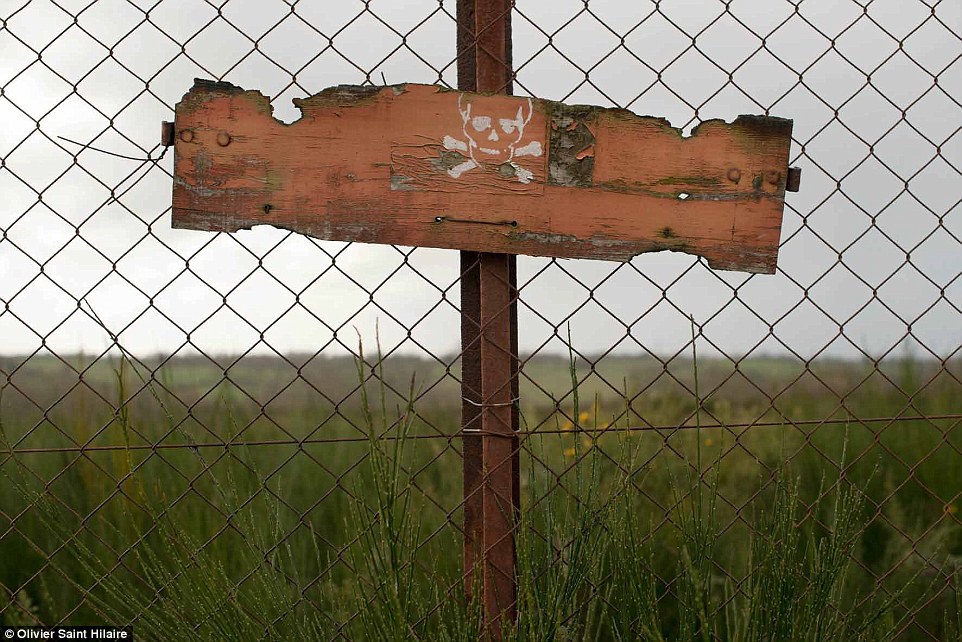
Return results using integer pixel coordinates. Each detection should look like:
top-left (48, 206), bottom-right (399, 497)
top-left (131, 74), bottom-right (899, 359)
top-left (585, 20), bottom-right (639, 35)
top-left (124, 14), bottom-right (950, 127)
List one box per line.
top-left (171, 80), bottom-right (795, 274)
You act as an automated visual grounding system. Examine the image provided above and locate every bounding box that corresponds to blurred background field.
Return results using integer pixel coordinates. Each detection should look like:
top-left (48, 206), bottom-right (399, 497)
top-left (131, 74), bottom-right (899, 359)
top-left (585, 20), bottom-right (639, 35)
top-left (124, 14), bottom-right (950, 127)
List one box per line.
top-left (2, 351), bottom-right (959, 639)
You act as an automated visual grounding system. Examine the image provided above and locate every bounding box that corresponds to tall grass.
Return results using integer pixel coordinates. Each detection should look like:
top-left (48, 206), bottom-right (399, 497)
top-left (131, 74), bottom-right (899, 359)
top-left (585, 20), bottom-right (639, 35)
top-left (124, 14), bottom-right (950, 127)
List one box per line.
top-left (345, 336), bottom-right (480, 641)
top-left (1, 345), bottom-right (960, 639)
top-left (511, 340), bottom-right (620, 642)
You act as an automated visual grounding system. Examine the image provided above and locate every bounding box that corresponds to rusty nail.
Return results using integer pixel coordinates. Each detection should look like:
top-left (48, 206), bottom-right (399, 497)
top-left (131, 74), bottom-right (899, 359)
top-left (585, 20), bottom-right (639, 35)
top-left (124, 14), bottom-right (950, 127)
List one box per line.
top-left (726, 168), bottom-right (741, 183)
top-left (179, 129), bottom-right (194, 143)
top-left (216, 132), bottom-right (232, 147)
top-left (161, 121), bottom-right (175, 147)
top-left (786, 167), bottom-right (802, 192)
top-left (766, 170), bottom-right (781, 186)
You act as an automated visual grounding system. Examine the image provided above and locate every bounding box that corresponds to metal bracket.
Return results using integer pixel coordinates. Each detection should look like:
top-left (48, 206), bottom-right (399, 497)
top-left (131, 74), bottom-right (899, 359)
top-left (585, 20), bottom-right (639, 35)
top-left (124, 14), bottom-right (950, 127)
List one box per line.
top-left (161, 121), bottom-right (175, 147)
top-left (787, 166), bottom-right (802, 192)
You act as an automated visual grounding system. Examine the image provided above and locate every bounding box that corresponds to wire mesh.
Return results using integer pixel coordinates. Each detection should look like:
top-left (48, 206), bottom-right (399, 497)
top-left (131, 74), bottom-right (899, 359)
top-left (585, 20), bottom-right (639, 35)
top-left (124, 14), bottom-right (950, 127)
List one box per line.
top-left (1, 0), bottom-right (960, 639)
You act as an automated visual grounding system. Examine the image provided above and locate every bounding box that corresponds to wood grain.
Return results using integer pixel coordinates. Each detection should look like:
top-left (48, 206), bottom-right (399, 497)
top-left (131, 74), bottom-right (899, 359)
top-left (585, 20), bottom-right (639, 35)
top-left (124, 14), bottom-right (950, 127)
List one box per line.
top-left (172, 79), bottom-right (794, 273)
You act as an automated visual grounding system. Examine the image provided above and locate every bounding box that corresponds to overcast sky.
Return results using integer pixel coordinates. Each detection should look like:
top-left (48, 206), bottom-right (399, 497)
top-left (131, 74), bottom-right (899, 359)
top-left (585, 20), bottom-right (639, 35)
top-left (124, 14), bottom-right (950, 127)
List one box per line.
top-left (1, 0), bottom-right (959, 362)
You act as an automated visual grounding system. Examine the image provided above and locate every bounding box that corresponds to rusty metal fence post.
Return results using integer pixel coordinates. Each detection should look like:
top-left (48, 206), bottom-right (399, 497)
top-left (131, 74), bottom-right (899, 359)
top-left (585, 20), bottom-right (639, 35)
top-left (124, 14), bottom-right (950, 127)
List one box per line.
top-left (458, 0), bottom-right (520, 636)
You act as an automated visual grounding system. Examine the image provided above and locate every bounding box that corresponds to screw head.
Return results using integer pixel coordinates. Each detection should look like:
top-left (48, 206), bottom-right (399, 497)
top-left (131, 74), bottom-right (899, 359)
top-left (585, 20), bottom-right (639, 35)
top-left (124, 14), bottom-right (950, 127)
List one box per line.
top-left (179, 129), bottom-right (194, 143)
top-left (726, 168), bottom-right (741, 183)
top-left (216, 132), bottom-right (232, 147)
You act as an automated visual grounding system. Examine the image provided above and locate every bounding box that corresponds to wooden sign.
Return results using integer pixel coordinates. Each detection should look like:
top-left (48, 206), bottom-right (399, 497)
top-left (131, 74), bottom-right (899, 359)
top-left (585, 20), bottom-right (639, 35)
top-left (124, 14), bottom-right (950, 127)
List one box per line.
top-left (171, 79), bottom-right (797, 273)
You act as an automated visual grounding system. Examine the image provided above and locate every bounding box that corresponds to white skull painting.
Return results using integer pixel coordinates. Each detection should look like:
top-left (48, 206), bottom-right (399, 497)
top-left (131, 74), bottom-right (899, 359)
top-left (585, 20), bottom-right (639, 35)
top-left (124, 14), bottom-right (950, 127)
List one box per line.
top-left (442, 94), bottom-right (543, 183)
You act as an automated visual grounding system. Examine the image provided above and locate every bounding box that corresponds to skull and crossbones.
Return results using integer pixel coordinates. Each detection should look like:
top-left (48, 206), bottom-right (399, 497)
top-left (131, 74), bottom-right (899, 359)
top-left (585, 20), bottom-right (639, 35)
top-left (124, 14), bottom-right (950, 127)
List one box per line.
top-left (442, 94), bottom-right (543, 184)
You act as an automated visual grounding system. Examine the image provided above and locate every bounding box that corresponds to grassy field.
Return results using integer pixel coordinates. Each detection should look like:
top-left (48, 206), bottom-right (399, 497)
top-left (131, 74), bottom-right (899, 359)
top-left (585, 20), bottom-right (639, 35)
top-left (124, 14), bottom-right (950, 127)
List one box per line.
top-left (1, 350), bottom-right (960, 640)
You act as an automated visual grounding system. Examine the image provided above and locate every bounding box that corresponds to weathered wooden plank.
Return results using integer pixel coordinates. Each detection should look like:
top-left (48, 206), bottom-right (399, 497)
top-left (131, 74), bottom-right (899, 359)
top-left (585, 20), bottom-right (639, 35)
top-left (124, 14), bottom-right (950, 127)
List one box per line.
top-left (171, 79), bottom-right (794, 273)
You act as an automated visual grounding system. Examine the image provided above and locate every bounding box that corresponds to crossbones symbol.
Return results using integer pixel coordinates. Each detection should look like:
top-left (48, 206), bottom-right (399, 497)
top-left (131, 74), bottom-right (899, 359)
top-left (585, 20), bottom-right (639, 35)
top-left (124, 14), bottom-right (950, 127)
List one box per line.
top-left (442, 94), bottom-right (543, 183)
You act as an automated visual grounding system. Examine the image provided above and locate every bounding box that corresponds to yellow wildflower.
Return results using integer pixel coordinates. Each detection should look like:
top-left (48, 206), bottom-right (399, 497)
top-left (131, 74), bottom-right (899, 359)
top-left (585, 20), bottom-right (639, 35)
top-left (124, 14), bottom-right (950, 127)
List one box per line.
top-left (563, 447), bottom-right (576, 457)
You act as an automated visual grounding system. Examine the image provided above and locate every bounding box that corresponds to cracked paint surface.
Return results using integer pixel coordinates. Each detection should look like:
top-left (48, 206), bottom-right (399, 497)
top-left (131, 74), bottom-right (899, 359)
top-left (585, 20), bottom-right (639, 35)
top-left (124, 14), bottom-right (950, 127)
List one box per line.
top-left (172, 79), bottom-right (794, 274)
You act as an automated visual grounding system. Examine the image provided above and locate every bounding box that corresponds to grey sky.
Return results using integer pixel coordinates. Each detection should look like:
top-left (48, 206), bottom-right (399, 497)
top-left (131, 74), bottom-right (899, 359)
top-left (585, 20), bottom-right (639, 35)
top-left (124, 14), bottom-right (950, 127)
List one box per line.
top-left (1, 0), bottom-right (959, 362)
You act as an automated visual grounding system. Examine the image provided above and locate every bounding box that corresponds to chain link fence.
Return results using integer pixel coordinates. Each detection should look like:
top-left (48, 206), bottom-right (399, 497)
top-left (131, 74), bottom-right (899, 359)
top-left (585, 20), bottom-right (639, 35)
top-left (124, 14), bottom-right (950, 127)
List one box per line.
top-left (1, 0), bottom-right (960, 639)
